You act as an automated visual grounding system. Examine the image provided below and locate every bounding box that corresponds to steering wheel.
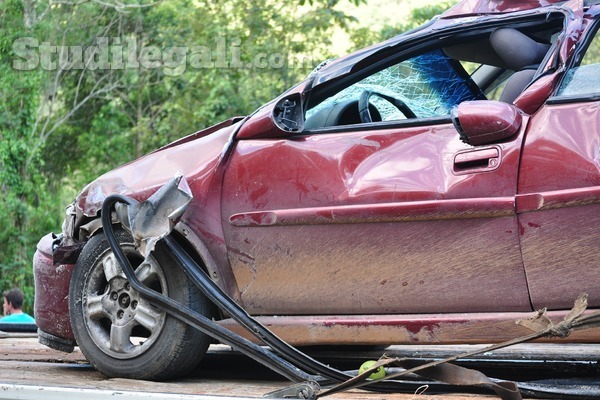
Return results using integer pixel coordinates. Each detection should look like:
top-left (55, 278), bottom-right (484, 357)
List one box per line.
top-left (358, 90), bottom-right (416, 123)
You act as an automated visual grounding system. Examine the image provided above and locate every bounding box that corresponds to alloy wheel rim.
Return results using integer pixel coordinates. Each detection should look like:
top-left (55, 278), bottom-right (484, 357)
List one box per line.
top-left (83, 246), bottom-right (167, 359)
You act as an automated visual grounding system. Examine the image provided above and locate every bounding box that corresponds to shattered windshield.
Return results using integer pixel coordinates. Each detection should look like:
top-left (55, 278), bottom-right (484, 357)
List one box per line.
top-left (306, 49), bottom-right (484, 126)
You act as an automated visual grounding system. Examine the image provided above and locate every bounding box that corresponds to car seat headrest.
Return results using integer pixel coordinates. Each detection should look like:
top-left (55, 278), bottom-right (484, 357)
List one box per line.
top-left (490, 28), bottom-right (551, 71)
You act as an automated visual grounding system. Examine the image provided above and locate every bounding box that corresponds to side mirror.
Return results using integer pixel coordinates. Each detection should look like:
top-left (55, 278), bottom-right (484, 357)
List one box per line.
top-left (237, 93), bottom-right (304, 140)
top-left (451, 101), bottom-right (522, 146)
top-left (273, 93), bottom-right (304, 133)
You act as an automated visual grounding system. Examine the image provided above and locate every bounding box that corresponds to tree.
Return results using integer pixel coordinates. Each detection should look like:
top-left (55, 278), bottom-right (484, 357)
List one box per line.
top-left (0, 0), bottom-right (50, 311)
top-left (349, 2), bottom-right (457, 50)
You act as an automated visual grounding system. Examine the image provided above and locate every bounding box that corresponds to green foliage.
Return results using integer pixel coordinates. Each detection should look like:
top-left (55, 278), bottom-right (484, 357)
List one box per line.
top-left (0, 0), bottom-right (54, 314)
top-left (581, 29), bottom-right (600, 65)
top-left (301, 0), bottom-right (366, 6)
top-left (349, 1), bottom-right (457, 50)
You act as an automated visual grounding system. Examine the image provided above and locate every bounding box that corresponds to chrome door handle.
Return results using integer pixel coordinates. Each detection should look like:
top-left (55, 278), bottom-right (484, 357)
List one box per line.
top-left (453, 147), bottom-right (501, 174)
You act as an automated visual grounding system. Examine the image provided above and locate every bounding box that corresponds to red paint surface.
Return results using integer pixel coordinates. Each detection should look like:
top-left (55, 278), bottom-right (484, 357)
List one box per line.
top-left (518, 96), bottom-right (600, 310)
top-left (217, 310), bottom-right (600, 345)
top-left (34, 234), bottom-right (75, 340)
top-left (229, 197), bottom-right (515, 227)
top-left (455, 101), bottom-right (521, 145)
top-left (222, 118), bottom-right (530, 314)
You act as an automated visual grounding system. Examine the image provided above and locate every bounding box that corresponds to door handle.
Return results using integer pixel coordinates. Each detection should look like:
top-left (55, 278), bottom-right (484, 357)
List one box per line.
top-left (453, 147), bottom-right (501, 175)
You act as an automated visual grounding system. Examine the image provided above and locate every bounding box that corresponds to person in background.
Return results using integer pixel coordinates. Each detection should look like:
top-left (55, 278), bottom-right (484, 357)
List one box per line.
top-left (1, 288), bottom-right (35, 323)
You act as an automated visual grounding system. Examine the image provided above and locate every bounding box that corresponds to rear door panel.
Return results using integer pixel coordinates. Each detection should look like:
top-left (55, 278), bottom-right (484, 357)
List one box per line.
top-left (518, 102), bottom-right (600, 309)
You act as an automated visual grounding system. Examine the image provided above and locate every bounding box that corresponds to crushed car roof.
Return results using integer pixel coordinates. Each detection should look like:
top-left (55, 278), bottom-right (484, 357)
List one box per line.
top-left (307, 0), bottom-right (577, 89)
top-left (441, 0), bottom-right (568, 17)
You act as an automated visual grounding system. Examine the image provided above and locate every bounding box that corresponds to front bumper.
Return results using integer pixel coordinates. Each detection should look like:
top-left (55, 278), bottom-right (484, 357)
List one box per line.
top-left (33, 233), bottom-right (76, 350)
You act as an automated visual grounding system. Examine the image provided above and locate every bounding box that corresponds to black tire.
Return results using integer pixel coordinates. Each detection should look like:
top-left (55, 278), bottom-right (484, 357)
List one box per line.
top-left (69, 229), bottom-right (212, 380)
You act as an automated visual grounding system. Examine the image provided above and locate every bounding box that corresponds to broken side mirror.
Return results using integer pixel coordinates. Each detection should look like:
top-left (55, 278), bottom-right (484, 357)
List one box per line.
top-left (451, 101), bottom-right (522, 146)
top-left (273, 93), bottom-right (304, 133)
top-left (237, 93), bottom-right (304, 140)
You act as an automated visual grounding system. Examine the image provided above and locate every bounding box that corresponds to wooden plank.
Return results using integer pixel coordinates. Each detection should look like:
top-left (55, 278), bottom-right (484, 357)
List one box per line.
top-left (0, 337), bottom-right (500, 399)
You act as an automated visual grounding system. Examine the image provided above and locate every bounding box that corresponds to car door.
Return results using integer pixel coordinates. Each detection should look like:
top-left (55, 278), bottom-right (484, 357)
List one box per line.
top-left (221, 48), bottom-right (531, 316)
top-left (517, 16), bottom-right (600, 310)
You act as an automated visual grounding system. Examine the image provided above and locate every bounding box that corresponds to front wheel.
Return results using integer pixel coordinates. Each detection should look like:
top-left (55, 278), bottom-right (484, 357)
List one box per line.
top-left (69, 229), bottom-right (212, 380)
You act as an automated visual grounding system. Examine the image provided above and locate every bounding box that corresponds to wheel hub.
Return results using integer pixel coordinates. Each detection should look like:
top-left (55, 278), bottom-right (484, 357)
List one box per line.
top-left (84, 250), bottom-right (168, 359)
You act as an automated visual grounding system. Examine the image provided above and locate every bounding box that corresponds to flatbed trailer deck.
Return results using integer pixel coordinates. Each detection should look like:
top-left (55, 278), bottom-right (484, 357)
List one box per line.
top-left (1, 334), bottom-right (599, 400)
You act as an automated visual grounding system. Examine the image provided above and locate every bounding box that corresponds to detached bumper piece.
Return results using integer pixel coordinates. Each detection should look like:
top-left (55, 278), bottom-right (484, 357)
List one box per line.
top-left (100, 176), bottom-right (600, 400)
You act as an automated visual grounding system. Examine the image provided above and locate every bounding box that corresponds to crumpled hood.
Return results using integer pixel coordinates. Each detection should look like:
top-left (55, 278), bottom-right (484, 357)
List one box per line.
top-left (75, 119), bottom-right (241, 217)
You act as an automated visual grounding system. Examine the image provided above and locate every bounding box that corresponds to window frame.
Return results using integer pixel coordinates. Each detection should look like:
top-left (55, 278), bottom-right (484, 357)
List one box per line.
top-left (301, 14), bottom-right (567, 135)
top-left (547, 18), bottom-right (600, 105)
top-left (304, 49), bottom-right (483, 126)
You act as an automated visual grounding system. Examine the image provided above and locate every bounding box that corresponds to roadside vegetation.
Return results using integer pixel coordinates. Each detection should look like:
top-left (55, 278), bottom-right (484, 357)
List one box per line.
top-left (0, 0), bottom-right (453, 314)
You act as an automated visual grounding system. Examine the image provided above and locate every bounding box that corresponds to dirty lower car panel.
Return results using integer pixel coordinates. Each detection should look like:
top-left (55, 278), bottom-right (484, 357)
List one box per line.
top-left (34, 0), bottom-right (600, 381)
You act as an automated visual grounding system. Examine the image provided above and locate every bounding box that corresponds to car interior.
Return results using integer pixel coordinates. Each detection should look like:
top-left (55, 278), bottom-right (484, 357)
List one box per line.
top-left (304, 15), bottom-right (564, 131)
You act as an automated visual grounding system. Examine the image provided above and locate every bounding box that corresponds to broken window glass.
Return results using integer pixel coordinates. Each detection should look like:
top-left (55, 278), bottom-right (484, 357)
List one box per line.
top-left (305, 49), bottom-right (484, 127)
top-left (557, 27), bottom-right (600, 97)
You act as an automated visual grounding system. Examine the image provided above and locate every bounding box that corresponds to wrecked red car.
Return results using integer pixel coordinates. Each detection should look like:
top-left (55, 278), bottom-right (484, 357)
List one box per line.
top-left (34, 0), bottom-right (600, 381)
